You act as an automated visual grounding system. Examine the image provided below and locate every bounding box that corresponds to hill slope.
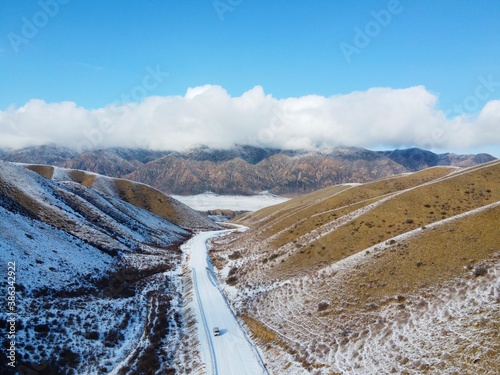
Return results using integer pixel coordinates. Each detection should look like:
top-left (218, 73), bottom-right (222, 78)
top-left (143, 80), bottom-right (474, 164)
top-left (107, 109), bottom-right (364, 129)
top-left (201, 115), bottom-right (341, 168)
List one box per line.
top-left (21, 163), bottom-right (219, 231)
top-left (0, 161), bottom-right (215, 374)
top-left (210, 161), bottom-right (500, 374)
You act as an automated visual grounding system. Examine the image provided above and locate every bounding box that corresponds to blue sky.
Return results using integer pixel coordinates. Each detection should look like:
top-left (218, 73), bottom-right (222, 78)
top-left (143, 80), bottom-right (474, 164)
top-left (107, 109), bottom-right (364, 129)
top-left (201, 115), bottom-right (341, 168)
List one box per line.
top-left (0, 0), bottom-right (499, 155)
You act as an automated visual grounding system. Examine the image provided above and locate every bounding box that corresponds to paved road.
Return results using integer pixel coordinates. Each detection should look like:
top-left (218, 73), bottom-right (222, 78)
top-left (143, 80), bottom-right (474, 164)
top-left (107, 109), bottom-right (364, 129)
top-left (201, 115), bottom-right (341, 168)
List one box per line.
top-left (187, 230), bottom-right (266, 375)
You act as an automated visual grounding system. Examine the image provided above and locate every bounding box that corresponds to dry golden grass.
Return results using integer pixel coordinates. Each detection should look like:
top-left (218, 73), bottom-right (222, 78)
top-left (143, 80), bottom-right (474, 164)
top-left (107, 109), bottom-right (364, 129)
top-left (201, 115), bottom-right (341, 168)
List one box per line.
top-left (274, 167), bottom-right (451, 241)
top-left (0, 168), bottom-right (86, 236)
top-left (17, 164), bottom-right (211, 230)
top-left (240, 167), bottom-right (456, 249)
top-left (113, 179), bottom-right (183, 224)
top-left (23, 164), bottom-right (55, 179)
top-left (236, 185), bottom-right (351, 225)
top-left (16, 164), bottom-right (182, 225)
top-left (67, 169), bottom-right (96, 187)
top-left (240, 314), bottom-right (277, 344)
top-left (267, 196), bottom-right (382, 250)
top-left (223, 167), bottom-right (459, 273)
top-left (336, 203), bottom-right (500, 312)
top-left (218, 161), bottom-right (500, 375)
top-left (240, 313), bottom-right (335, 372)
top-left (0, 174), bottom-right (42, 218)
top-left (275, 163), bottom-right (500, 277)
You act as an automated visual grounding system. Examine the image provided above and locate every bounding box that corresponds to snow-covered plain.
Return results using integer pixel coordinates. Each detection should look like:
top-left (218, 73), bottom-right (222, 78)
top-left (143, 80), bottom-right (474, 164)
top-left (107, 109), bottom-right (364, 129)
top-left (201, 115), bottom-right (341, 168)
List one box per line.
top-left (172, 191), bottom-right (289, 211)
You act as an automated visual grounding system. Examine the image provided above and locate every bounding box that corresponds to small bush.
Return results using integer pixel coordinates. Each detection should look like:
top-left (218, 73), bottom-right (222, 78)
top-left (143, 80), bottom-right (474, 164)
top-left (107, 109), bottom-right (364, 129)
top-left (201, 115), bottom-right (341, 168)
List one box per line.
top-left (228, 251), bottom-right (242, 260)
top-left (473, 266), bottom-right (488, 276)
top-left (365, 302), bottom-right (379, 310)
top-left (59, 348), bottom-right (80, 368)
top-left (136, 346), bottom-right (160, 375)
top-left (85, 331), bottom-right (99, 340)
top-left (34, 324), bottom-right (50, 333)
top-left (269, 253), bottom-right (279, 261)
top-left (317, 302), bottom-right (329, 311)
top-left (104, 329), bottom-right (124, 347)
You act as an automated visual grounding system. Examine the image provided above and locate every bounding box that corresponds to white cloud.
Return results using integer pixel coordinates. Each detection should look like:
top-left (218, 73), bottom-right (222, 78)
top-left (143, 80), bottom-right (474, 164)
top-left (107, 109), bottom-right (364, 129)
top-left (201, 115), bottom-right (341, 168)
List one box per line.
top-left (0, 85), bottom-right (499, 154)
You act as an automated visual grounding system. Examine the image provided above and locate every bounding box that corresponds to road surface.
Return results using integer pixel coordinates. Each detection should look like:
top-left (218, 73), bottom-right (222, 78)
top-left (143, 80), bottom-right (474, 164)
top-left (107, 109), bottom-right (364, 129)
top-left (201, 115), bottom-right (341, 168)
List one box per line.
top-left (186, 230), bottom-right (266, 375)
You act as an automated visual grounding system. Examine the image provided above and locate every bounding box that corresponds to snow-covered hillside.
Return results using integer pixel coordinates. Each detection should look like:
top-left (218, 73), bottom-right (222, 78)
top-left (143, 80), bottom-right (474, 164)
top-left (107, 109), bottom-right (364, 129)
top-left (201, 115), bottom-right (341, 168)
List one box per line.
top-left (0, 161), bottom-right (205, 374)
top-left (20, 163), bottom-right (221, 231)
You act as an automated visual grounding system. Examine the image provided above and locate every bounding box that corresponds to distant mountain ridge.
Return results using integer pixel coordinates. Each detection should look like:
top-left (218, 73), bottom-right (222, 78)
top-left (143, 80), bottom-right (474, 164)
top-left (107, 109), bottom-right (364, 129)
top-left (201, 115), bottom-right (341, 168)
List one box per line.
top-left (0, 144), bottom-right (496, 195)
top-left (380, 147), bottom-right (495, 171)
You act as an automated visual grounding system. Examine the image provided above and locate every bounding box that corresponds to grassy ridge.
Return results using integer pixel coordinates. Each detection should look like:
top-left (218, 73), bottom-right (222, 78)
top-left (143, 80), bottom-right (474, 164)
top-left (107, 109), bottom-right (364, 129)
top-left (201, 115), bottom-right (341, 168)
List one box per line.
top-left (320, 203), bottom-right (500, 311)
top-left (276, 162), bottom-right (500, 276)
top-left (238, 167), bottom-right (455, 251)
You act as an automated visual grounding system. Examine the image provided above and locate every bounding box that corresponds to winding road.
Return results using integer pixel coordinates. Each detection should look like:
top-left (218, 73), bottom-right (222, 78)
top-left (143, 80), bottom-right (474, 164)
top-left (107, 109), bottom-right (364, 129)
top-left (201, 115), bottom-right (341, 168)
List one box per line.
top-left (186, 230), bottom-right (266, 375)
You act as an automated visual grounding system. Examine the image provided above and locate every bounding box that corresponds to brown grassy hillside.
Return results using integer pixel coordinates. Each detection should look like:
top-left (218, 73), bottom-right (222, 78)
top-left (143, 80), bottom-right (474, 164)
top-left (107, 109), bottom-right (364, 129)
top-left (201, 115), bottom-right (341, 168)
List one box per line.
top-left (211, 160), bottom-right (500, 375)
top-left (237, 167), bottom-right (456, 250)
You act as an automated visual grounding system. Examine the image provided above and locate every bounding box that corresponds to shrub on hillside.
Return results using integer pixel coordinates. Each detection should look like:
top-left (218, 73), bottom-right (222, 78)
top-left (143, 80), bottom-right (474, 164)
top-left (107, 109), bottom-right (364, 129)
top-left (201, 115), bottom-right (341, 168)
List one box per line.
top-left (473, 265), bottom-right (488, 276)
top-left (317, 302), bottom-right (329, 311)
top-left (228, 251), bottom-right (242, 260)
top-left (227, 275), bottom-right (238, 285)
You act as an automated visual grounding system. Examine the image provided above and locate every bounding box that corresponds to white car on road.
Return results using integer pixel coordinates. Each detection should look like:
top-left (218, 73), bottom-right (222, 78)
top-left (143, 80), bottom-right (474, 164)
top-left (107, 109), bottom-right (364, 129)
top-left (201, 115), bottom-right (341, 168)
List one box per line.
top-left (213, 327), bottom-right (221, 336)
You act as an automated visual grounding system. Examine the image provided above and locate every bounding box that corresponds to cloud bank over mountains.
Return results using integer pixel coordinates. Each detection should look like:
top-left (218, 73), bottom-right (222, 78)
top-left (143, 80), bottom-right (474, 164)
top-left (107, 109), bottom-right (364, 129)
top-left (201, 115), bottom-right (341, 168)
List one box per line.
top-left (1, 85), bottom-right (499, 154)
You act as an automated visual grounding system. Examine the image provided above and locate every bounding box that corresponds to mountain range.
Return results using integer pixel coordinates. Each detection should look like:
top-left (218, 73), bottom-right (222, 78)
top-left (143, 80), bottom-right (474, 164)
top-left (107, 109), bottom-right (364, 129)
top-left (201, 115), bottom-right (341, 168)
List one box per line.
top-left (0, 144), bottom-right (495, 196)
